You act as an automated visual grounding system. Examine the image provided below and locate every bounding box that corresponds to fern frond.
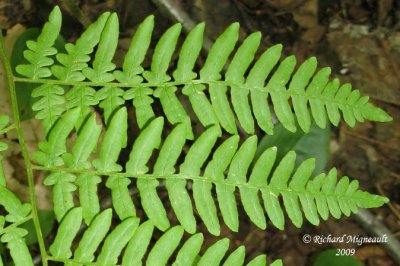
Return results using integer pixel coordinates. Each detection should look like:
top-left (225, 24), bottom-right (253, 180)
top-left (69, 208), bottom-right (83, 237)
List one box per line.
top-left (15, 7), bottom-right (61, 79)
top-left (34, 112), bottom-right (388, 235)
top-left (1, 228), bottom-right (33, 266)
top-left (49, 209), bottom-right (275, 266)
top-left (0, 116), bottom-right (33, 265)
top-left (15, 7), bottom-right (63, 134)
top-left (52, 13), bottom-right (110, 82)
top-left (118, 15), bottom-right (155, 128)
top-left (146, 23), bottom-right (194, 139)
top-left (18, 7), bottom-right (392, 135)
top-left (10, 7), bottom-right (394, 265)
top-left (82, 13), bottom-right (122, 125)
top-left (0, 115), bottom-right (11, 186)
top-left (53, 12), bottom-right (109, 129)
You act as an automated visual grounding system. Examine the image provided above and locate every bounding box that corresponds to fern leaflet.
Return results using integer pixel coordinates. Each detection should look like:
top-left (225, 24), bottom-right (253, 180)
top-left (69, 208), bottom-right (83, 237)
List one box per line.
top-left (2, 5), bottom-right (393, 266)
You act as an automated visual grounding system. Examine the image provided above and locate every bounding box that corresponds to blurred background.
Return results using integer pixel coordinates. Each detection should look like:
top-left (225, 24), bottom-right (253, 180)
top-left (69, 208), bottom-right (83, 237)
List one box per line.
top-left (0, 0), bottom-right (399, 265)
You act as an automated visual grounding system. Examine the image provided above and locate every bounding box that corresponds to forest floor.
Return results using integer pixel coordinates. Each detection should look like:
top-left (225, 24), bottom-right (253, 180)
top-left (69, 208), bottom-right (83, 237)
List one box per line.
top-left (0, 0), bottom-right (399, 265)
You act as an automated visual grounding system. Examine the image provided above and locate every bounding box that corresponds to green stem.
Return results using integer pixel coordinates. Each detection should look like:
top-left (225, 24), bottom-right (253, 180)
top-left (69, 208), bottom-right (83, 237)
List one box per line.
top-left (0, 32), bottom-right (48, 265)
top-left (0, 124), bottom-right (15, 135)
top-left (31, 165), bottom-right (381, 203)
top-left (47, 256), bottom-right (98, 265)
top-left (62, 0), bottom-right (91, 28)
top-left (12, 77), bottom-right (366, 111)
top-left (0, 214), bottom-right (33, 236)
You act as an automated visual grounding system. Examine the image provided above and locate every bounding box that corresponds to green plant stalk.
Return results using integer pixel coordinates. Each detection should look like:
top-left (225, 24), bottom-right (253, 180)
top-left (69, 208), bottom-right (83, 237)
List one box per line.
top-left (32, 165), bottom-right (387, 203)
top-left (0, 214), bottom-right (33, 235)
top-left (0, 124), bottom-right (15, 135)
top-left (11, 77), bottom-right (368, 111)
top-left (47, 256), bottom-right (98, 265)
top-left (0, 31), bottom-right (49, 266)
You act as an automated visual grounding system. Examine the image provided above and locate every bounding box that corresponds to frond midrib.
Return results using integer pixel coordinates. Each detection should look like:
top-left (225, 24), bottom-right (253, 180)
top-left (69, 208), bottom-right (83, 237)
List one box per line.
top-left (15, 77), bottom-right (364, 114)
top-left (32, 165), bottom-right (369, 203)
top-left (0, 215), bottom-right (33, 236)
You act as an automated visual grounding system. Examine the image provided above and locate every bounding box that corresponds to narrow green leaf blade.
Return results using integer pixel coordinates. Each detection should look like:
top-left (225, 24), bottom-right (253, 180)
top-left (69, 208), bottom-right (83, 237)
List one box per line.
top-left (92, 107), bottom-right (127, 172)
top-left (289, 57), bottom-right (317, 132)
top-left (174, 23), bottom-right (205, 82)
top-left (74, 209), bottom-right (113, 262)
top-left (228, 32), bottom-right (261, 134)
top-left (126, 117), bottom-right (163, 174)
top-left (122, 221), bottom-right (154, 266)
top-left (267, 56), bottom-right (297, 132)
top-left (173, 233), bottom-right (204, 266)
top-left (197, 238), bottom-right (230, 266)
top-left (146, 226), bottom-right (184, 266)
top-left (143, 23), bottom-right (182, 83)
top-left (247, 44), bottom-right (283, 135)
top-left (246, 255), bottom-right (266, 266)
top-left (200, 23), bottom-right (239, 80)
top-left (49, 207), bottom-right (82, 259)
top-left (222, 246), bottom-right (245, 266)
top-left (96, 217), bottom-right (139, 265)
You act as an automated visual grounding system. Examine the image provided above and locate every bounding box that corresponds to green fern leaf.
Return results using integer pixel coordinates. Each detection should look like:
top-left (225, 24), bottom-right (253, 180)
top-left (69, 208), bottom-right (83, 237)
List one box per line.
top-left (228, 32), bottom-right (261, 134)
top-left (49, 207), bottom-right (82, 258)
top-left (65, 86), bottom-right (99, 129)
top-left (117, 15), bottom-right (155, 128)
top-left (305, 67), bottom-right (331, 128)
top-left (145, 23), bottom-right (194, 139)
top-left (44, 172), bottom-right (76, 221)
top-left (182, 125), bottom-right (220, 233)
top-left (82, 13), bottom-right (121, 124)
top-left (289, 57), bottom-right (317, 132)
top-left (17, 6), bottom-right (392, 136)
top-left (129, 117), bottom-right (170, 230)
top-left (96, 107), bottom-right (135, 220)
top-left (92, 107), bottom-right (127, 172)
top-left (223, 246), bottom-right (246, 266)
top-left (31, 84), bottom-right (66, 134)
top-left (146, 226), bottom-right (184, 266)
top-left (115, 15), bottom-right (154, 83)
top-left (0, 120), bottom-right (33, 265)
top-left (124, 87), bottom-right (155, 129)
top-left (173, 23), bottom-right (205, 82)
top-left (96, 217), bottom-right (139, 265)
top-left (62, 113), bottom-right (102, 224)
top-left (247, 255), bottom-right (267, 266)
top-left (172, 233), bottom-right (204, 266)
top-left (200, 23), bottom-right (240, 134)
top-left (72, 209), bottom-right (112, 264)
top-left (52, 12), bottom-right (110, 81)
top-left (6, 7), bottom-right (395, 265)
top-left (75, 174), bottom-right (101, 225)
top-left (205, 135), bottom-right (239, 233)
top-left (1, 228), bottom-right (33, 266)
top-left (33, 107), bottom-right (80, 167)
top-left (246, 44), bottom-right (281, 135)
top-left (106, 175), bottom-right (136, 220)
top-left (0, 187), bottom-right (31, 222)
top-left (15, 6), bottom-right (61, 79)
top-left (15, 7), bottom-right (64, 133)
top-left (121, 220), bottom-right (154, 266)
top-left (197, 238), bottom-right (230, 266)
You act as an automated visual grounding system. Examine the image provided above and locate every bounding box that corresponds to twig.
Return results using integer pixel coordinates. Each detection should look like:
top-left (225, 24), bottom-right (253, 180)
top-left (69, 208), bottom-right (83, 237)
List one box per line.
top-left (376, 182), bottom-right (400, 220)
top-left (355, 209), bottom-right (400, 264)
top-left (342, 129), bottom-right (398, 150)
top-left (151, 0), bottom-right (212, 52)
top-left (61, 0), bottom-right (91, 28)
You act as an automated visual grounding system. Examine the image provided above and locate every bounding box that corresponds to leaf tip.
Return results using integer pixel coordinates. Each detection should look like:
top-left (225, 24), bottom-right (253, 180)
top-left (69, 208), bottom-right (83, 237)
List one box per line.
top-left (362, 103), bottom-right (393, 122)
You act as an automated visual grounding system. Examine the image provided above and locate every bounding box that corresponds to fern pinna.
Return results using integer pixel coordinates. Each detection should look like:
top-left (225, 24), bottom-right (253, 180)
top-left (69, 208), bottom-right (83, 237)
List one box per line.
top-left (0, 116), bottom-right (33, 265)
top-left (0, 5), bottom-right (392, 266)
